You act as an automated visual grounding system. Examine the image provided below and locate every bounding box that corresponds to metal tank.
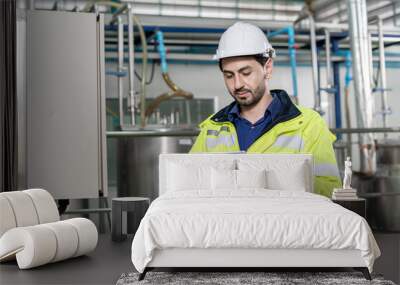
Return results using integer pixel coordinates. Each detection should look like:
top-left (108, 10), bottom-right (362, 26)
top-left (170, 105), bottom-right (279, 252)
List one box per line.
top-left (114, 129), bottom-right (198, 201)
top-left (354, 139), bottom-right (400, 232)
top-left (112, 129), bottom-right (198, 232)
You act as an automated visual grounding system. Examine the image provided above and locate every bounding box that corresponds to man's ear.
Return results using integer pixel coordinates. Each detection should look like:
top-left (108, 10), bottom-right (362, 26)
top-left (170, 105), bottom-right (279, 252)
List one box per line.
top-left (264, 58), bottom-right (273, 78)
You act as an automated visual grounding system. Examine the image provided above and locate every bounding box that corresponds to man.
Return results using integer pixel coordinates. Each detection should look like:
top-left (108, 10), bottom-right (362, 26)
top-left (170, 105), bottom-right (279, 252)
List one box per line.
top-left (190, 22), bottom-right (341, 197)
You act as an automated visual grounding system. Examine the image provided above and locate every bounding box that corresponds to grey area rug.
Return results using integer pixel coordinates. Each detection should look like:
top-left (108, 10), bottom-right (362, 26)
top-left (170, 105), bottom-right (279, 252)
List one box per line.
top-left (116, 272), bottom-right (396, 285)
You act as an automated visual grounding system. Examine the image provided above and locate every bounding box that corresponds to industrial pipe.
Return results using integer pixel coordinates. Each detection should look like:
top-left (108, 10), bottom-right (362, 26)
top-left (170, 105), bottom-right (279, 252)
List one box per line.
top-left (127, 4), bottom-right (136, 126)
top-left (131, 15), bottom-right (149, 128)
top-left (118, 15), bottom-right (124, 129)
top-left (307, 10), bottom-right (322, 114)
top-left (331, 39), bottom-right (343, 132)
top-left (294, 0), bottom-right (400, 33)
top-left (295, 0), bottom-right (339, 24)
top-left (367, 32), bottom-right (374, 89)
top-left (323, 29), bottom-right (336, 128)
top-left (330, 127), bottom-right (400, 134)
top-left (268, 26), bottom-right (298, 99)
top-left (297, 20), bottom-right (400, 33)
top-left (324, 30), bottom-right (333, 89)
top-left (98, 1), bottom-right (150, 128)
top-left (287, 27), bottom-right (298, 100)
top-left (293, 9), bottom-right (322, 113)
top-left (347, 0), bottom-right (376, 174)
top-left (378, 16), bottom-right (389, 137)
top-left (344, 50), bottom-right (353, 157)
top-left (144, 31), bottom-right (193, 119)
top-left (83, 1), bottom-right (191, 127)
top-left (82, 0), bottom-right (121, 12)
top-left (85, 1), bottom-right (131, 129)
top-left (110, 4), bottom-right (128, 24)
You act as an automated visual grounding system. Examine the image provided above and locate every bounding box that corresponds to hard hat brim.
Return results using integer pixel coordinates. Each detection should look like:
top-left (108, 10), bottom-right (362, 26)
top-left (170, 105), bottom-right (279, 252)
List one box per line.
top-left (212, 50), bottom-right (274, 61)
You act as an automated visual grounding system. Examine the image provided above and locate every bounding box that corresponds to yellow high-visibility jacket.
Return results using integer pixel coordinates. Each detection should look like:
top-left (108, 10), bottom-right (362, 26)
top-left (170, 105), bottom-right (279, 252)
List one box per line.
top-left (190, 89), bottom-right (341, 197)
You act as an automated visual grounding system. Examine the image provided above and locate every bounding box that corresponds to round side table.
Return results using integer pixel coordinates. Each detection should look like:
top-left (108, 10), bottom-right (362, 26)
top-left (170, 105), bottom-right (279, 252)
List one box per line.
top-left (111, 197), bottom-right (150, 242)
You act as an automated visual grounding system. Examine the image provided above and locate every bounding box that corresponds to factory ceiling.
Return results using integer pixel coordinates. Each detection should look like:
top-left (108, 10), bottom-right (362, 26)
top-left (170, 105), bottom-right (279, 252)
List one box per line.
top-left (22, 0), bottom-right (400, 28)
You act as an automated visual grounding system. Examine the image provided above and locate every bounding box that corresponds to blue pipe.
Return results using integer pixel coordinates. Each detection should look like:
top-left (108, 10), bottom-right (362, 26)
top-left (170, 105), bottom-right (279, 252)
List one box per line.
top-left (267, 26), bottom-right (291, 38)
top-left (268, 26), bottom-right (298, 98)
top-left (104, 46), bottom-right (216, 54)
top-left (344, 51), bottom-right (352, 88)
top-left (105, 57), bottom-right (400, 68)
top-left (331, 39), bottom-right (342, 133)
top-left (370, 33), bottom-right (400, 38)
top-left (105, 46), bottom-right (400, 58)
top-left (105, 24), bottom-right (226, 34)
top-left (105, 70), bottom-right (127, 77)
top-left (156, 30), bottom-right (168, 73)
top-left (104, 47), bottom-right (400, 63)
top-left (331, 49), bottom-right (352, 88)
top-left (287, 27), bottom-right (298, 100)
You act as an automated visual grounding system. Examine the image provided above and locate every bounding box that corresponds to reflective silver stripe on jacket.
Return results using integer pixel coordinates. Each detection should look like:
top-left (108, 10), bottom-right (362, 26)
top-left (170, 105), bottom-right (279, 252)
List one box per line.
top-left (220, 126), bottom-right (230, 132)
top-left (314, 163), bottom-right (340, 178)
top-left (206, 135), bottom-right (235, 149)
top-left (271, 135), bottom-right (305, 151)
top-left (207, 126), bottom-right (230, 137)
top-left (207, 130), bottom-right (219, 136)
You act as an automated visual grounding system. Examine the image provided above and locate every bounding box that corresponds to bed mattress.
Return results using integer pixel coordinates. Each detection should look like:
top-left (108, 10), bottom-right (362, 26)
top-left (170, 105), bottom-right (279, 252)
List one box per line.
top-left (131, 190), bottom-right (380, 273)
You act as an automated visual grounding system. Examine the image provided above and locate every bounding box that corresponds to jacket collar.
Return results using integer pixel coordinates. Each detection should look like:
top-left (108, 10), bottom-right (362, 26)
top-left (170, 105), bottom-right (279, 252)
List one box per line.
top-left (211, 89), bottom-right (301, 124)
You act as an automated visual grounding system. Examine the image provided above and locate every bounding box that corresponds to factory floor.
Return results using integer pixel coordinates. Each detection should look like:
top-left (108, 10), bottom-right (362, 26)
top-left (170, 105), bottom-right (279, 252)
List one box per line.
top-left (0, 234), bottom-right (134, 285)
top-left (373, 232), bottom-right (400, 284)
top-left (1, 233), bottom-right (399, 285)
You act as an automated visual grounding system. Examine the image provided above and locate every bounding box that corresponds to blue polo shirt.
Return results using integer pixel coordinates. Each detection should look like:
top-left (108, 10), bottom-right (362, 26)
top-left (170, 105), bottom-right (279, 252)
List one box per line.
top-left (228, 94), bottom-right (283, 151)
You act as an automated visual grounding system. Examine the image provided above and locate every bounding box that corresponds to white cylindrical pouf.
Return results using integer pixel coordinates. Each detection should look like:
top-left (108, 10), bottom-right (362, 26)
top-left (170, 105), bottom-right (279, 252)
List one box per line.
top-left (64, 218), bottom-right (98, 257)
top-left (1, 192), bottom-right (39, 227)
top-left (23, 189), bottom-right (59, 224)
top-left (0, 195), bottom-right (17, 237)
top-left (42, 221), bottom-right (79, 262)
top-left (0, 226), bottom-right (57, 269)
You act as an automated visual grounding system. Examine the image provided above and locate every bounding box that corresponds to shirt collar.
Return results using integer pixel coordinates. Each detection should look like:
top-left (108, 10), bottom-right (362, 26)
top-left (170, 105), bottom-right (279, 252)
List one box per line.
top-left (227, 103), bottom-right (240, 120)
top-left (227, 92), bottom-right (281, 123)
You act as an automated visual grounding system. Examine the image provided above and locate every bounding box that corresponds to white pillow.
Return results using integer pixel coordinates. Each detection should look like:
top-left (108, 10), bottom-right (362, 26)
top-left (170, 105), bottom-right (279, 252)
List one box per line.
top-left (211, 168), bottom-right (267, 190)
top-left (266, 162), bottom-right (308, 191)
top-left (237, 158), bottom-right (310, 191)
top-left (236, 169), bottom-right (267, 189)
top-left (211, 167), bottom-right (236, 191)
top-left (211, 168), bottom-right (236, 190)
top-left (167, 162), bottom-right (210, 191)
top-left (167, 159), bottom-right (236, 192)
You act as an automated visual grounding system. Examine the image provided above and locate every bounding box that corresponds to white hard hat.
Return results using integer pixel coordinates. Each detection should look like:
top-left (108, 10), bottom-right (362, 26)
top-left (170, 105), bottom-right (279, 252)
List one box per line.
top-left (213, 22), bottom-right (275, 60)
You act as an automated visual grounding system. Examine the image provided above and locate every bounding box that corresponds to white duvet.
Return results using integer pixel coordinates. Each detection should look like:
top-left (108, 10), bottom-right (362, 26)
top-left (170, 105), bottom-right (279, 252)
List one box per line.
top-left (131, 190), bottom-right (380, 273)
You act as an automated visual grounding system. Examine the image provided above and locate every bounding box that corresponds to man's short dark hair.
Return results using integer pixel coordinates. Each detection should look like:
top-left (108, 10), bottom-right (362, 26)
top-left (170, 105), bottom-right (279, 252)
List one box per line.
top-left (219, 53), bottom-right (270, 71)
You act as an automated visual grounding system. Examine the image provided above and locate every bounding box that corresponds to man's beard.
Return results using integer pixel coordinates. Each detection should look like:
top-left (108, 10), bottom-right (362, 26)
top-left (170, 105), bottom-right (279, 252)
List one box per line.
top-left (231, 81), bottom-right (265, 107)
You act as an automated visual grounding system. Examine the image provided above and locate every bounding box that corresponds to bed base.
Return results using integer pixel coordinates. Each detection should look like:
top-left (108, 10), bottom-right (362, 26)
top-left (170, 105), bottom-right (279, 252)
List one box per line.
top-left (138, 248), bottom-right (372, 281)
top-left (138, 267), bottom-right (371, 281)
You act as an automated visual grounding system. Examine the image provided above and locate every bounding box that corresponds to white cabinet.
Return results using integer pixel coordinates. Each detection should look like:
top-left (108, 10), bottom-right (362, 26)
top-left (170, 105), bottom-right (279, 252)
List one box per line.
top-left (27, 11), bottom-right (107, 199)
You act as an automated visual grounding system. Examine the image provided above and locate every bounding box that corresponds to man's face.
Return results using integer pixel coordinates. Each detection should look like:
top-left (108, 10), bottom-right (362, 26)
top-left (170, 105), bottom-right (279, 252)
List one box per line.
top-left (221, 56), bottom-right (270, 107)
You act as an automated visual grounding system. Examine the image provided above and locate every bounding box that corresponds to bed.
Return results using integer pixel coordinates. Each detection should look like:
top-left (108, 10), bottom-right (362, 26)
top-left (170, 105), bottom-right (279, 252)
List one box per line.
top-left (131, 153), bottom-right (380, 280)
